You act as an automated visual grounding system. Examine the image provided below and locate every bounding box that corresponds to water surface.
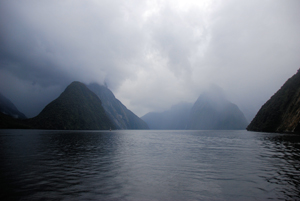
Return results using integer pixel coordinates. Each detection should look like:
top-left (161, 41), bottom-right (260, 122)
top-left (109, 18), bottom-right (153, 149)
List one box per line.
top-left (0, 130), bottom-right (299, 200)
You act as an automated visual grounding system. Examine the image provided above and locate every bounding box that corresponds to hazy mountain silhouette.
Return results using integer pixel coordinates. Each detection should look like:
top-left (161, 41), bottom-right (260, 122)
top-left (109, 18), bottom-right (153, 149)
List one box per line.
top-left (0, 93), bottom-right (26, 119)
top-left (142, 86), bottom-right (248, 130)
top-left (187, 88), bottom-right (248, 130)
top-left (141, 102), bottom-right (193, 129)
top-left (247, 69), bottom-right (300, 133)
top-left (88, 83), bottom-right (149, 129)
top-left (0, 82), bottom-right (248, 131)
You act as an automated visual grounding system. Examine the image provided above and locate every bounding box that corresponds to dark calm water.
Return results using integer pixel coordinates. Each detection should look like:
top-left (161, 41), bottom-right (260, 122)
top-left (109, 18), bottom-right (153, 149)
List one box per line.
top-left (0, 130), bottom-right (300, 200)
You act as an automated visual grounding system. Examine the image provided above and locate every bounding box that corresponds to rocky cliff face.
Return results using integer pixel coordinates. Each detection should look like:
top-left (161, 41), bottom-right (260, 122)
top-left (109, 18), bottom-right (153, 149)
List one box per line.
top-left (247, 69), bottom-right (300, 133)
top-left (88, 83), bottom-right (149, 129)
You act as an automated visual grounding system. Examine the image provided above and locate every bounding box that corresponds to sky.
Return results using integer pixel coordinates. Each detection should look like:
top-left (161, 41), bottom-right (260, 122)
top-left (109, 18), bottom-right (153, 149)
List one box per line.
top-left (0, 0), bottom-right (300, 120)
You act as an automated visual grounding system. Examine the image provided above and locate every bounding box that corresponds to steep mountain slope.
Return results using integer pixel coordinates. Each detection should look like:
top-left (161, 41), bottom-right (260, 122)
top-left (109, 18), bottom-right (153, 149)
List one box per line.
top-left (247, 69), bottom-right (300, 133)
top-left (0, 93), bottom-right (26, 119)
top-left (141, 102), bottom-right (193, 129)
top-left (30, 81), bottom-right (114, 130)
top-left (187, 91), bottom-right (248, 130)
top-left (88, 83), bottom-right (148, 129)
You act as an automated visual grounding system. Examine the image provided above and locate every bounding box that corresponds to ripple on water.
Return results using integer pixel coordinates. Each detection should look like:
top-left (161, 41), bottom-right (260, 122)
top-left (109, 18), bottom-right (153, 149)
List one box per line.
top-left (0, 130), bottom-right (300, 200)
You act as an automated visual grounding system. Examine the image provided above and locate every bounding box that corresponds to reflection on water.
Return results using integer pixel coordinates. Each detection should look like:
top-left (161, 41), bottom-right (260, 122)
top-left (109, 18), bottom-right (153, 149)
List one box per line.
top-left (0, 129), bottom-right (299, 200)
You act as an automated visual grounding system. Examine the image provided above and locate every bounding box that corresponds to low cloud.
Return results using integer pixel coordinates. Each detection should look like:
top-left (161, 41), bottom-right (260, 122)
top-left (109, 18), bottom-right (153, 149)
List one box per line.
top-left (0, 0), bottom-right (299, 118)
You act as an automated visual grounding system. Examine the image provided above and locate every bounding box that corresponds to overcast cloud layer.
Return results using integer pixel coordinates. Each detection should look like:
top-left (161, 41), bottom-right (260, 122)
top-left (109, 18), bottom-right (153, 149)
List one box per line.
top-left (1, 0), bottom-right (300, 119)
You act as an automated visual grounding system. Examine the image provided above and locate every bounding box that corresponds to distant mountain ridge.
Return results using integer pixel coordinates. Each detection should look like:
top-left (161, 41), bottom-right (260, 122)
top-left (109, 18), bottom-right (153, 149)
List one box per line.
top-left (142, 88), bottom-right (248, 130)
top-left (0, 93), bottom-right (26, 119)
top-left (247, 69), bottom-right (300, 133)
top-left (187, 92), bottom-right (248, 130)
top-left (88, 83), bottom-right (148, 129)
top-left (0, 81), bottom-right (248, 131)
top-left (141, 102), bottom-right (192, 129)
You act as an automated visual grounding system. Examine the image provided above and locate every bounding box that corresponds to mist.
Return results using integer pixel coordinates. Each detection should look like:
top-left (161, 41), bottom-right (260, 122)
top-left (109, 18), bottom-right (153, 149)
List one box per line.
top-left (0, 0), bottom-right (299, 118)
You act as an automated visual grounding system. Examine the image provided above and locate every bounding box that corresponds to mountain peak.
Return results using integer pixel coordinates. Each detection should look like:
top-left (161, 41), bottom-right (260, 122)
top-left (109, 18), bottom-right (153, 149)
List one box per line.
top-left (31, 81), bottom-right (114, 130)
top-left (188, 91), bottom-right (248, 130)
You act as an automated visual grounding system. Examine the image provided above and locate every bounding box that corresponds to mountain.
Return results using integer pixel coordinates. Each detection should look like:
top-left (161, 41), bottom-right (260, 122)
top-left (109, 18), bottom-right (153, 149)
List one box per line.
top-left (187, 89), bottom-right (248, 130)
top-left (88, 83), bottom-right (148, 129)
top-left (142, 86), bottom-right (248, 130)
top-left (247, 69), bottom-right (300, 133)
top-left (30, 81), bottom-right (114, 130)
top-left (141, 102), bottom-right (193, 129)
top-left (0, 112), bottom-right (31, 129)
top-left (0, 93), bottom-right (26, 119)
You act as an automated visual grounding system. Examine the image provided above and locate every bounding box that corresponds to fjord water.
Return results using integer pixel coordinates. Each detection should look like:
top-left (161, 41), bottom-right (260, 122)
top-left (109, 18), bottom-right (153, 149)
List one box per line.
top-left (0, 130), bottom-right (299, 200)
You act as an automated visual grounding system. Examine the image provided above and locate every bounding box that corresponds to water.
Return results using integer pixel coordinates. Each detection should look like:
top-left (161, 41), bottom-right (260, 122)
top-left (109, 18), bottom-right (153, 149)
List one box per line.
top-left (0, 130), bottom-right (300, 200)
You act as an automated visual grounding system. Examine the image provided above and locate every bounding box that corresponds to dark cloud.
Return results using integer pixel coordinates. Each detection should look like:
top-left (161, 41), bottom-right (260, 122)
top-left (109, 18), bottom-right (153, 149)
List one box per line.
top-left (0, 0), bottom-right (299, 119)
